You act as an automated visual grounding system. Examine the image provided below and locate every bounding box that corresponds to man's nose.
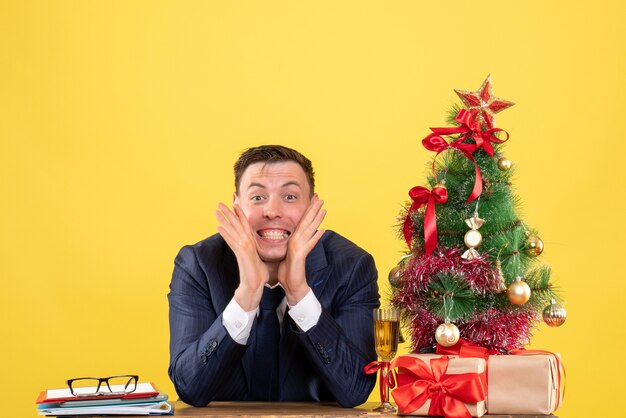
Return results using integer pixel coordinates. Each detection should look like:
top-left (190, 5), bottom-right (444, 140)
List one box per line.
top-left (263, 197), bottom-right (282, 219)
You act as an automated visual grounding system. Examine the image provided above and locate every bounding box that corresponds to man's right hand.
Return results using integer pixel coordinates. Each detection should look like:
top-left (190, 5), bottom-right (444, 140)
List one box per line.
top-left (216, 202), bottom-right (268, 311)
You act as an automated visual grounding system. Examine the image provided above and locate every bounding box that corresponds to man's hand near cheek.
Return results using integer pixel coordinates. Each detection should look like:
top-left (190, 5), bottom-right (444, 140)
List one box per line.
top-left (216, 203), bottom-right (268, 311)
top-left (278, 196), bottom-right (326, 306)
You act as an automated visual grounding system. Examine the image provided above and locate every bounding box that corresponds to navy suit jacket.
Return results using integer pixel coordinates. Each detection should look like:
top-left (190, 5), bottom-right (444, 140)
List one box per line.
top-left (168, 230), bottom-right (380, 407)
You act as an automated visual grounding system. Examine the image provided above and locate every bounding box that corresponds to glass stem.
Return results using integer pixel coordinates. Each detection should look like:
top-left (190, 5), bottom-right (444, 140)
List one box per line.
top-left (380, 361), bottom-right (390, 404)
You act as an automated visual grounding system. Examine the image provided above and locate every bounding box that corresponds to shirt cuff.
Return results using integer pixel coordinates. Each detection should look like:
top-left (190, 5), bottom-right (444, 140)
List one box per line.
top-left (222, 297), bottom-right (258, 345)
top-left (287, 288), bottom-right (321, 332)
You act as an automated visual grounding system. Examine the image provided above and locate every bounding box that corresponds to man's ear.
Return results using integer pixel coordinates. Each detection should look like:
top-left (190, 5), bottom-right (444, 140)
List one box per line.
top-left (233, 192), bottom-right (239, 205)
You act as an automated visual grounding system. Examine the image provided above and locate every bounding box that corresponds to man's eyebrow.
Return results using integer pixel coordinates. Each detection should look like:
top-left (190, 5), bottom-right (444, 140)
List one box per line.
top-left (246, 181), bottom-right (302, 190)
top-left (281, 181), bottom-right (302, 189)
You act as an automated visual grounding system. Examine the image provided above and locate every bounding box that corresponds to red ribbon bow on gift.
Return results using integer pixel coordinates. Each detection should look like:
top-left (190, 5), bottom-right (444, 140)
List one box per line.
top-left (403, 185), bottom-right (448, 255)
top-left (436, 338), bottom-right (499, 358)
top-left (390, 355), bottom-right (485, 418)
top-left (436, 339), bottom-right (498, 392)
top-left (422, 109), bottom-right (510, 203)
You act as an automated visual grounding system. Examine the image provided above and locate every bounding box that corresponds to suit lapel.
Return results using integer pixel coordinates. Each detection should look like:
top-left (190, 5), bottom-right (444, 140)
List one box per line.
top-left (305, 238), bottom-right (330, 298)
top-left (214, 243), bottom-right (239, 315)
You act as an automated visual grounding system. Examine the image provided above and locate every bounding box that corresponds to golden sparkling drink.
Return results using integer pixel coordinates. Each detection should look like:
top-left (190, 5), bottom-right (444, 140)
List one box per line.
top-left (374, 319), bottom-right (400, 361)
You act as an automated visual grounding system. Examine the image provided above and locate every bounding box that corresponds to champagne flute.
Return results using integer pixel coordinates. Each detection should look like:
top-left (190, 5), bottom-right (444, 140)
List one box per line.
top-left (373, 308), bottom-right (400, 413)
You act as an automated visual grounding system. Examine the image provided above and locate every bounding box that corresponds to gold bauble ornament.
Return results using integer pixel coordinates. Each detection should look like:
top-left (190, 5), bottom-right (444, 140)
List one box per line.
top-left (434, 182), bottom-right (447, 191)
top-left (435, 322), bottom-right (460, 347)
top-left (507, 277), bottom-right (531, 305)
top-left (542, 299), bottom-right (567, 327)
top-left (497, 157), bottom-right (512, 171)
top-left (388, 265), bottom-right (402, 288)
top-left (526, 235), bottom-right (544, 256)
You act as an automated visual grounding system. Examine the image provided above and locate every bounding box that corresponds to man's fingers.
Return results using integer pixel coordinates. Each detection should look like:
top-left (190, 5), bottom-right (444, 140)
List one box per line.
top-left (297, 200), bottom-right (326, 241)
top-left (233, 203), bottom-right (255, 237)
top-left (300, 208), bottom-right (326, 241)
top-left (299, 228), bottom-right (327, 255)
top-left (287, 203), bottom-right (326, 260)
top-left (215, 209), bottom-right (237, 237)
top-left (216, 224), bottom-right (237, 249)
top-left (305, 196), bottom-right (324, 221)
top-left (311, 208), bottom-right (326, 231)
top-left (309, 228), bottom-right (326, 249)
top-left (217, 202), bottom-right (247, 236)
top-left (297, 196), bottom-right (321, 226)
top-left (216, 203), bottom-right (259, 255)
top-left (294, 196), bottom-right (324, 235)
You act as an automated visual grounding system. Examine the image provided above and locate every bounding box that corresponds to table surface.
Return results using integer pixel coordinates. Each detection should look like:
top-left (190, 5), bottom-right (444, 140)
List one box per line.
top-left (162, 401), bottom-right (557, 418)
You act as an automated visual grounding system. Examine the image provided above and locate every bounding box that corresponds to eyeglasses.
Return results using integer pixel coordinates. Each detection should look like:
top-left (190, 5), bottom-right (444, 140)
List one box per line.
top-left (66, 375), bottom-right (139, 397)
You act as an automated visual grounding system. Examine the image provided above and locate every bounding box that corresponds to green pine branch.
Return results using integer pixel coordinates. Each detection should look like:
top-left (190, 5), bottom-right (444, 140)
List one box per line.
top-left (426, 272), bottom-right (494, 321)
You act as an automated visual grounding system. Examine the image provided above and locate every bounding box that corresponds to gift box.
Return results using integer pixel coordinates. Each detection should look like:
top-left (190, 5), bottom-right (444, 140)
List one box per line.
top-left (435, 340), bottom-right (565, 415)
top-left (486, 352), bottom-right (564, 415)
top-left (391, 353), bottom-right (486, 418)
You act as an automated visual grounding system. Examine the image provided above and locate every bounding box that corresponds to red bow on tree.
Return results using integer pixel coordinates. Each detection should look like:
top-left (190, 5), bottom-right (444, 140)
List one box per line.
top-left (403, 185), bottom-right (448, 256)
top-left (422, 109), bottom-right (509, 203)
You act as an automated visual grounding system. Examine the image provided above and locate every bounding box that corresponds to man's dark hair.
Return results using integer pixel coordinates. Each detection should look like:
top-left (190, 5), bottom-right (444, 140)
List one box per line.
top-left (234, 145), bottom-right (315, 195)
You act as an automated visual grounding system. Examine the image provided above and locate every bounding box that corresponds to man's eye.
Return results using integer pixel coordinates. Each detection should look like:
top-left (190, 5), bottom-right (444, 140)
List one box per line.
top-left (251, 196), bottom-right (264, 201)
top-left (285, 194), bottom-right (297, 201)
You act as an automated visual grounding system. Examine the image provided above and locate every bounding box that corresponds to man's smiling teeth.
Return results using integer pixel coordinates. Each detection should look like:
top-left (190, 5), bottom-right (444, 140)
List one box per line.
top-left (259, 230), bottom-right (290, 240)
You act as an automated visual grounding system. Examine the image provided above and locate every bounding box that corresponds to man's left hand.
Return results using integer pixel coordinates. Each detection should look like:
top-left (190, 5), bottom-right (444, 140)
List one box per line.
top-left (278, 195), bottom-right (326, 305)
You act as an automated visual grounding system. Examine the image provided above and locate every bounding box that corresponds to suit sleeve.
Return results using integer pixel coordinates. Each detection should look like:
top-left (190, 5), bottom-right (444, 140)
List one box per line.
top-left (167, 245), bottom-right (248, 406)
top-left (292, 252), bottom-right (380, 407)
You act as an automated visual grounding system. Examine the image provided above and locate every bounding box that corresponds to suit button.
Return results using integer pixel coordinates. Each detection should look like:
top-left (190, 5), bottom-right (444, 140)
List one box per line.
top-left (204, 340), bottom-right (218, 357)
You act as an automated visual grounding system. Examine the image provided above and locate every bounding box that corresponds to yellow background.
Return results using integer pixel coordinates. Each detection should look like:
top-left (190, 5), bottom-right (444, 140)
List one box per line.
top-left (1, 1), bottom-right (624, 417)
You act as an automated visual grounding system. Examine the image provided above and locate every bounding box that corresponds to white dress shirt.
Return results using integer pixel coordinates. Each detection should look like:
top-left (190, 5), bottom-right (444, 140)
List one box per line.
top-left (222, 284), bottom-right (322, 345)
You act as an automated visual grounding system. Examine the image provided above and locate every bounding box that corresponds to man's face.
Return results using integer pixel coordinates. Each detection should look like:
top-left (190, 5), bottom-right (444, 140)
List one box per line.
top-left (234, 161), bottom-right (312, 264)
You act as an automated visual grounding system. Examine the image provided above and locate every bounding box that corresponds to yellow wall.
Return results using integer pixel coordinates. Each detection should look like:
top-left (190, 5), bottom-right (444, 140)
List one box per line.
top-left (1, 1), bottom-right (624, 417)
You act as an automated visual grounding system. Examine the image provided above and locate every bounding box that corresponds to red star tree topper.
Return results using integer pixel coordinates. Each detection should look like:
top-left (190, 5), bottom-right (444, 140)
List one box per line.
top-left (454, 75), bottom-right (515, 129)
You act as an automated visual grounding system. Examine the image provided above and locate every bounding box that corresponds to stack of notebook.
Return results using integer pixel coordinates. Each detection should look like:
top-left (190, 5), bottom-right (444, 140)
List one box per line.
top-left (36, 382), bottom-right (173, 416)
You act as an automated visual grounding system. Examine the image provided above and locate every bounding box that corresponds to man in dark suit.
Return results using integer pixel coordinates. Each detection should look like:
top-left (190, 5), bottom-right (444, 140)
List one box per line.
top-left (168, 145), bottom-right (379, 407)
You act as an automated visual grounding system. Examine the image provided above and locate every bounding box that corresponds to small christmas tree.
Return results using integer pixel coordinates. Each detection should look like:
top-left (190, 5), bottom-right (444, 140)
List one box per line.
top-left (391, 76), bottom-right (566, 353)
